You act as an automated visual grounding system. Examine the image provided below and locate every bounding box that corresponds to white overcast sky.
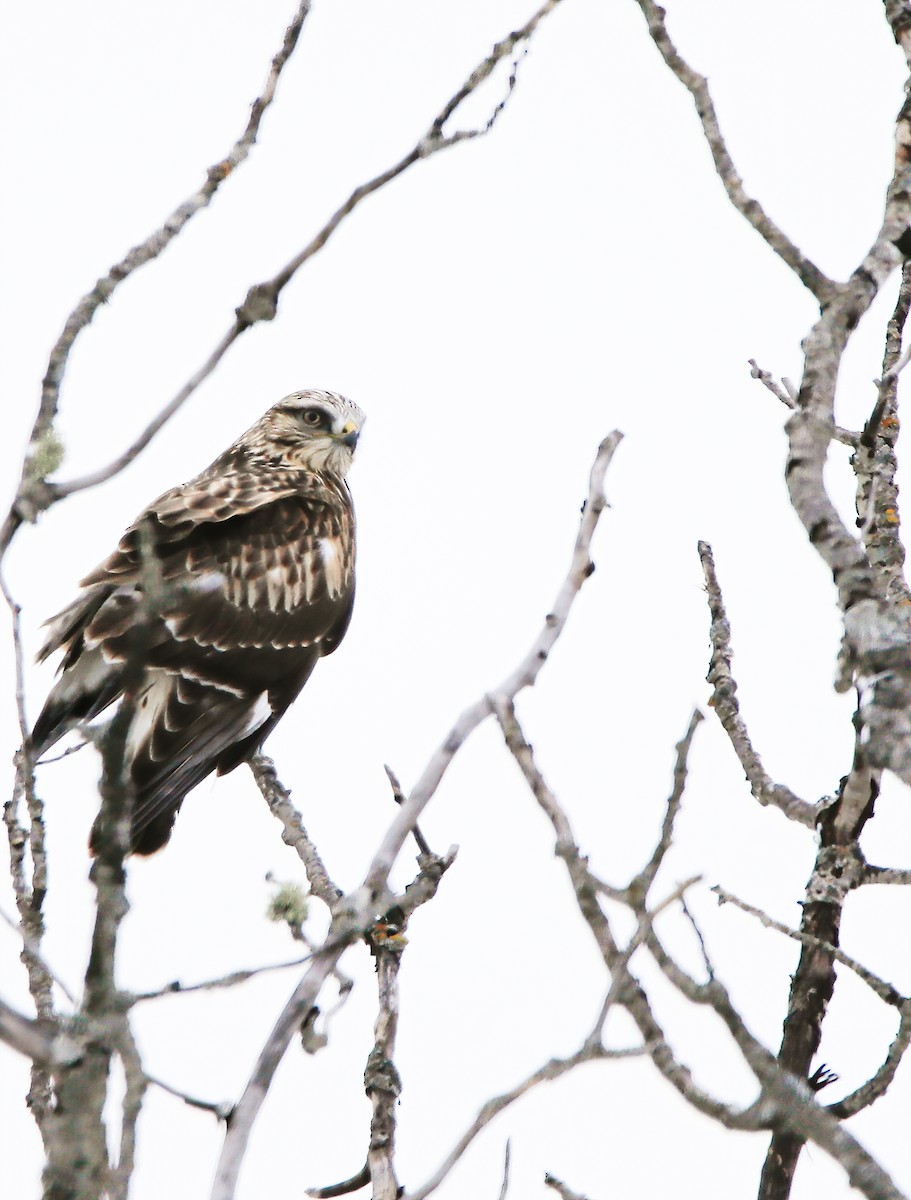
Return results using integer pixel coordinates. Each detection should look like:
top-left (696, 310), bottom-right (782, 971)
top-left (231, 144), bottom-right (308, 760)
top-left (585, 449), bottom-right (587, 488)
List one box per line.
top-left (3, 2), bottom-right (911, 1198)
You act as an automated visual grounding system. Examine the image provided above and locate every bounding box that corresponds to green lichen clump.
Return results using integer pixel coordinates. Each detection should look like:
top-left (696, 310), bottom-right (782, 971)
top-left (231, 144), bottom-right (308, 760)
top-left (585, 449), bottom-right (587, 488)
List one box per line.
top-left (266, 880), bottom-right (309, 929)
top-left (26, 428), bottom-right (65, 482)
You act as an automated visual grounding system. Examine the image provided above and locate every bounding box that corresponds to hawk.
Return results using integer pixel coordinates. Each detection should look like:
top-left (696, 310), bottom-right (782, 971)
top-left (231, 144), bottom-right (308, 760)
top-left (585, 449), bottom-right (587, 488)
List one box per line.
top-left (31, 389), bottom-right (363, 854)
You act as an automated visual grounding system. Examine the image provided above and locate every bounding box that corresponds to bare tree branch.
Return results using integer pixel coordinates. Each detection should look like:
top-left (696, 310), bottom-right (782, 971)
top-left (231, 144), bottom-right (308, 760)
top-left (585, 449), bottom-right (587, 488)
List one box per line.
top-left (544, 1173), bottom-right (593, 1200)
top-left (698, 540), bottom-right (816, 826)
top-left (756, 765), bottom-right (874, 1200)
top-left (249, 754), bottom-right (343, 909)
top-left (364, 430), bottom-right (623, 897)
top-left (145, 1072), bottom-right (234, 1120)
top-left (1, 564), bottom-right (55, 1068)
top-left (212, 431), bottom-right (618, 1200)
top-left (210, 913), bottom-right (359, 1200)
top-left (863, 864), bottom-right (911, 885)
top-left (111, 1026), bottom-right (147, 1200)
top-left (491, 698), bottom-right (756, 1129)
top-left (0, 996), bottom-right (79, 1067)
top-left (307, 1162), bottom-right (370, 1199)
top-left (713, 884), bottom-right (911, 1120)
top-left (827, 1007), bottom-right (911, 1120)
top-left (713, 886), bottom-right (906, 1009)
top-left (0, 0), bottom-right (314, 555)
top-left (131, 953), bottom-right (316, 1003)
top-left (404, 1044), bottom-right (644, 1200)
top-left (629, 709), bottom-right (704, 898)
top-left (854, 260), bottom-right (911, 604)
top-left (365, 940), bottom-right (403, 1200)
top-left (748, 359), bottom-right (857, 448)
top-left (37, 0), bottom-right (567, 510)
top-left (0, 903), bottom-right (78, 1011)
top-left (632, 0), bottom-right (834, 301)
top-left (645, 917), bottom-right (909, 1200)
top-left (496, 1140), bottom-right (511, 1200)
top-left (385, 764), bottom-right (432, 856)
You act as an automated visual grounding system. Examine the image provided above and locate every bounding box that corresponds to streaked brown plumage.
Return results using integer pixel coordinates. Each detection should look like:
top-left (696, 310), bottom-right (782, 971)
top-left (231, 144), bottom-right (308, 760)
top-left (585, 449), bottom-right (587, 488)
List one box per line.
top-left (31, 389), bottom-right (364, 854)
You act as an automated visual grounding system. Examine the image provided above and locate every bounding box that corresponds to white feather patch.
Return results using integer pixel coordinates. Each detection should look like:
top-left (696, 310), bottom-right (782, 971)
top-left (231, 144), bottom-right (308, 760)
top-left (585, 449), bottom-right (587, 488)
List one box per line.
top-left (244, 692), bottom-right (273, 736)
top-left (194, 570), bottom-right (227, 594)
top-left (265, 565), bottom-right (286, 612)
top-left (126, 671), bottom-right (171, 758)
top-left (301, 550), bottom-right (316, 602)
top-left (319, 537), bottom-right (345, 597)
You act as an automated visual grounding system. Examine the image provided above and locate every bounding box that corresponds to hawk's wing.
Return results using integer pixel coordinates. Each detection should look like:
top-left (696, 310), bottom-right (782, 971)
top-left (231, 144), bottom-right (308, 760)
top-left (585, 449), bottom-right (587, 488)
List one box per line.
top-left (32, 468), bottom-right (355, 853)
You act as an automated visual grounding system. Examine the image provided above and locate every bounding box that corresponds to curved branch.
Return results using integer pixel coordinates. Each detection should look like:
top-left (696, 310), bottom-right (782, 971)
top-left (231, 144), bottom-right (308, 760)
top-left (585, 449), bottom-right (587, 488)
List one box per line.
top-left (40, 0), bottom-right (567, 509)
top-left (698, 541), bottom-right (816, 826)
top-left (1, 0), bottom-right (314, 555)
top-left (364, 430), bottom-right (623, 896)
top-left (633, 0), bottom-right (834, 301)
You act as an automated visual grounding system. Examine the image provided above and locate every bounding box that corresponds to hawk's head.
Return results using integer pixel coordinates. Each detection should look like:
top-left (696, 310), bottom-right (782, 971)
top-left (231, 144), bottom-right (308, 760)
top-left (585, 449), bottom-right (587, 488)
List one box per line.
top-left (248, 389), bottom-right (366, 477)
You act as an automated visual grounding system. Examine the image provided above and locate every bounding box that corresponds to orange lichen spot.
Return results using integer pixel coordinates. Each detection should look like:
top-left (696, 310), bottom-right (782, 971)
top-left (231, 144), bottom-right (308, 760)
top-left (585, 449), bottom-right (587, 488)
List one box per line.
top-left (885, 508), bottom-right (900, 524)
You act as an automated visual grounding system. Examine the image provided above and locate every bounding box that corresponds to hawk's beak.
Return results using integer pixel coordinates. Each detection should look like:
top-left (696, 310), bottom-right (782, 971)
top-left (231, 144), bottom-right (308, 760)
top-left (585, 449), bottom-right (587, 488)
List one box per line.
top-left (339, 422), bottom-right (360, 450)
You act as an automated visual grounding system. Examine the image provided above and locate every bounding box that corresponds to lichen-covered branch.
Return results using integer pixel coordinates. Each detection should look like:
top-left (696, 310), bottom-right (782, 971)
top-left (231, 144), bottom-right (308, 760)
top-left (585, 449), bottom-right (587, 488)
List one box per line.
top-left (365, 941), bottom-right (403, 1200)
top-left (250, 754), bottom-right (343, 909)
top-left (698, 541), bottom-right (816, 826)
top-left (854, 260), bottom-right (911, 604)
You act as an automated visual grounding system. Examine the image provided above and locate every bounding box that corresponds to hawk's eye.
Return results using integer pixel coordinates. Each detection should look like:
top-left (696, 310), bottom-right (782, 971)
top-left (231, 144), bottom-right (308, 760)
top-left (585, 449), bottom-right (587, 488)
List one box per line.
top-left (301, 409), bottom-right (326, 428)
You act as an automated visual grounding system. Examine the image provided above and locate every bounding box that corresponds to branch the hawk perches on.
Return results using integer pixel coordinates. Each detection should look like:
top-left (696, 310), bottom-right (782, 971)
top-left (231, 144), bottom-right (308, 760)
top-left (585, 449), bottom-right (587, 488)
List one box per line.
top-left (31, 389), bottom-right (364, 854)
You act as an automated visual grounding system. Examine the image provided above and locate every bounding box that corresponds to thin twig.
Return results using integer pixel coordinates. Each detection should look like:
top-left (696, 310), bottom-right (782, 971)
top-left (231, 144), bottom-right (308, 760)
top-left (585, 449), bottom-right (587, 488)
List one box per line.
top-left (146, 1072), bottom-right (234, 1120)
top-left (544, 1174), bottom-right (592, 1200)
top-left (364, 431), bottom-right (622, 898)
top-left (404, 1044), bottom-right (643, 1200)
top-left (384, 764), bottom-right (431, 856)
top-left (496, 1140), bottom-right (511, 1200)
top-left (307, 1162), bottom-right (370, 1199)
top-left (0, 0), bottom-right (314, 555)
top-left (43, 0), bottom-right (567, 508)
top-left (0, 904), bottom-right (78, 1009)
top-left (630, 709), bottom-right (704, 898)
top-left (249, 754), bottom-right (342, 909)
top-left (827, 1007), bottom-right (911, 1119)
top-left (698, 541), bottom-right (816, 826)
top-left (0, 996), bottom-right (79, 1066)
top-left (634, 2), bottom-right (834, 301)
top-left (748, 359), bottom-right (857, 447)
top-left (490, 695), bottom-right (748, 1131)
top-left (36, 740), bottom-right (89, 765)
top-left (0, 563), bottom-right (54, 1049)
top-left (713, 886), bottom-right (905, 1009)
top-left (131, 953), bottom-right (315, 1003)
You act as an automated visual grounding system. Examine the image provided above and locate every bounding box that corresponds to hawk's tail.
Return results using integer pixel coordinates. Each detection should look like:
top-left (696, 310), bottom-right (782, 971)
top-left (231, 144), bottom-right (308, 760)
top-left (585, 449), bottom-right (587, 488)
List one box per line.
top-left (91, 670), bottom-right (274, 855)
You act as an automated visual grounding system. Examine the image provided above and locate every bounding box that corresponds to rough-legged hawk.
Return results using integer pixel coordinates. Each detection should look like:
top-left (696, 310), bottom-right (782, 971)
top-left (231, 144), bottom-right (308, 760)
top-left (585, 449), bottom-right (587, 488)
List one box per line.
top-left (31, 389), bottom-right (364, 854)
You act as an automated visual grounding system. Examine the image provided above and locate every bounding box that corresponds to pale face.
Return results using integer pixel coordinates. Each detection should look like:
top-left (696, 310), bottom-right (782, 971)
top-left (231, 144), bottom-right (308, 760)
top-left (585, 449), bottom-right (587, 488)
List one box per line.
top-left (248, 389), bottom-right (366, 477)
